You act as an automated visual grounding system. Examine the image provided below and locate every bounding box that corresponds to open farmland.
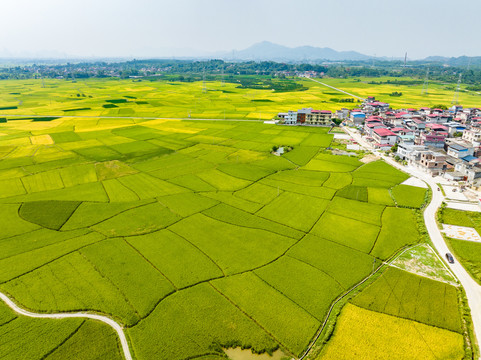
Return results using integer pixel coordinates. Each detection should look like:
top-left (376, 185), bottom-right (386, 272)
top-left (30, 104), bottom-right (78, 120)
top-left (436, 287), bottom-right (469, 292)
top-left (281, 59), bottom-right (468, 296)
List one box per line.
top-left (0, 108), bottom-right (466, 359)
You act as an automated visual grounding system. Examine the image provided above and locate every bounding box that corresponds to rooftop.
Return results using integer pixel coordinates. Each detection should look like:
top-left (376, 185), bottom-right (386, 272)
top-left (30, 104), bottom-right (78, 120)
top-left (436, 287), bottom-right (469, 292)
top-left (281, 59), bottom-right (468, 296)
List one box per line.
top-left (450, 144), bottom-right (468, 151)
top-left (373, 128), bottom-right (396, 137)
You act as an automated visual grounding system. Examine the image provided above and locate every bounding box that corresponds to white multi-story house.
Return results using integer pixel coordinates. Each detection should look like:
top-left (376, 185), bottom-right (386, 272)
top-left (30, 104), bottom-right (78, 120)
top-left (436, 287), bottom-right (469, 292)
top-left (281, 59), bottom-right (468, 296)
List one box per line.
top-left (372, 128), bottom-right (397, 146)
top-left (285, 110), bottom-right (298, 125)
top-left (463, 128), bottom-right (481, 147)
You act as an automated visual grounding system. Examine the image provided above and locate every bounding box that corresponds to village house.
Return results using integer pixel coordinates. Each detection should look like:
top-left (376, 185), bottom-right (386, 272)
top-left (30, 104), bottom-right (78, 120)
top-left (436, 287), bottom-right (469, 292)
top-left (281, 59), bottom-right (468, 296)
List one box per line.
top-left (285, 110), bottom-right (298, 125)
top-left (335, 108), bottom-right (349, 120)
top-left (372, 128), bottom-right (397, 146)
top-left (417, 151), bottom-right (447, 175)
top-left (396, 144), bottom-right (428, 161)
top-left (349, 111), bottom-right (366, 125)
top-left (416, 132), bottom-right (446, 148)
top-left (304, 110), bottom-right (332, 125)
top-left (446, 122), bottom-right (466, 136)
top-left (463, 127), bottom-right (481, 147)
top-left (446, 142), bottom-right (475, 159)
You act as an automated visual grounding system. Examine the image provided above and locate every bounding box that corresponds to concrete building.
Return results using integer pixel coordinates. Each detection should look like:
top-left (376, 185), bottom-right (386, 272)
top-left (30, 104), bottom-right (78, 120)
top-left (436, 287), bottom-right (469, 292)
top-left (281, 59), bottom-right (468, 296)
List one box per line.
top-left (418, 151), bottom-right (447, 175)
top-left (372, 128), bottom-right (397, 146)
top-left (350, 112), bottom-right (366, 125)
top-left (396, 144), bottom-right (428, 161)
top-left (335, 108), bottom-right (349, 120)
top-left (285, 110), bottom-right (298, 125)
top-left (463, 128), bottom-right (481, 147)
top-left (364, 122), bottom-right (384, 136)
top-left (305, 110), bottom-right (332, 125)
top-left (447, 143), bottom-right (475, 159)
top-left (416, 133), bottom-right (446, 148)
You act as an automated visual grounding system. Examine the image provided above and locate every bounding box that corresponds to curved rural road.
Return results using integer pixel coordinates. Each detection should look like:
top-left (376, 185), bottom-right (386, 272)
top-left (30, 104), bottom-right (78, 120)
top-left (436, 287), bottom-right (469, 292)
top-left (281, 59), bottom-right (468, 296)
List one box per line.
top-left (0, 292), bottom-right (133, 360)
top-left (344, 126), bottom-right (481, 354)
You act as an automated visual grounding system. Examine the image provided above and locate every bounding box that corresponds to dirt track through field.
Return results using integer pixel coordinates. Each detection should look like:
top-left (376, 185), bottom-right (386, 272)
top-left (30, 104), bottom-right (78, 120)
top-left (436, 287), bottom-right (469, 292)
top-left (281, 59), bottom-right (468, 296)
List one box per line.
top-left (307, 78), bottom-right (366, 101)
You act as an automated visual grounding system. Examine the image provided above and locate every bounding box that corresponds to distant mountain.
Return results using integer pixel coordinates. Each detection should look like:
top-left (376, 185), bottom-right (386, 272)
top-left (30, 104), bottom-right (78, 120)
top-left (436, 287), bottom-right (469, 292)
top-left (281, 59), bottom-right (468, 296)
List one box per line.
top-left (220, 41), bottom-right (372, 62)
top-left (422, 55), bottom-right (481, 67)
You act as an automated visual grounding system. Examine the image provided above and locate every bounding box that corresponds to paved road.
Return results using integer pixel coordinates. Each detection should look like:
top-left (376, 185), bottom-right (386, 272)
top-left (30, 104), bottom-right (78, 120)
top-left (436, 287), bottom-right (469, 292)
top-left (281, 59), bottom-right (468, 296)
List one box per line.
top-left (307, 78), bottom-right (366, 101)
top-left (344, 126), bottom-right (481, 354)
top-left (0, 113), bottom-right (264, 122)
top-left (0, 292), bottom-right (133, 360)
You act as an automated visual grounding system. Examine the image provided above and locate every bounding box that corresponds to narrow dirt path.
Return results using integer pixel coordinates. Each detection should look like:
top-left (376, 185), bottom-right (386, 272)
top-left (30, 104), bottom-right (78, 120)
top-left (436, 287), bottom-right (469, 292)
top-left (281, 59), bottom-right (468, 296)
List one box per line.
top-left (0, 292), bottom-right (133, 360)
top-left (307, 78), bottom-right (366, 101)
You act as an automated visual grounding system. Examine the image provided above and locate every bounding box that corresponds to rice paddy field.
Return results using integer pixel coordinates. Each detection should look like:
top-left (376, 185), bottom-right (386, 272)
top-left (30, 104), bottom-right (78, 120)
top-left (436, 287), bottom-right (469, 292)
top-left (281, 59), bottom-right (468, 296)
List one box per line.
top-left (0, 76), bottom-right (479, 123)
top-left (0, 79), bottom-right (469, 360)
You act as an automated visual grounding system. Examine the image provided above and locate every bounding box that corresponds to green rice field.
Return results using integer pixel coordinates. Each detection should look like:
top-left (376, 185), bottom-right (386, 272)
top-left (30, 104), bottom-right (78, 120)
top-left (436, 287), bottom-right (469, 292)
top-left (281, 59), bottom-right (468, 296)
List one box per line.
top-left (0, 79), bottom-right (468, 360)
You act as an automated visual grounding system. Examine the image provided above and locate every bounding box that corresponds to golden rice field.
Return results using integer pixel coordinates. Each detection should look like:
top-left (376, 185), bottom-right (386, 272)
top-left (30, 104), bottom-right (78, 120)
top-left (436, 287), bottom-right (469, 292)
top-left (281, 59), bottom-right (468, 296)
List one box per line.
top-left (318, 304), bottom-right (465, 360)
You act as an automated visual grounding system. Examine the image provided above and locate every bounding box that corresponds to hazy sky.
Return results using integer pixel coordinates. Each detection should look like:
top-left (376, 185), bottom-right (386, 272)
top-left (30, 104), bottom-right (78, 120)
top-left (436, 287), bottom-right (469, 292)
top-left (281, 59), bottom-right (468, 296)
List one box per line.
top-left (1, 0), bottom-right (479, 59)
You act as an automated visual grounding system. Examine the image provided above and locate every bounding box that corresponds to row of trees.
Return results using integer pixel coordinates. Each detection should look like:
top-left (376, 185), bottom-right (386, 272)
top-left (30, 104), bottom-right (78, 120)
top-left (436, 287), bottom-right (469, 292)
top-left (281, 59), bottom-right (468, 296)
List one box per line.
top-left (2, 59), bottom-right (481, 86)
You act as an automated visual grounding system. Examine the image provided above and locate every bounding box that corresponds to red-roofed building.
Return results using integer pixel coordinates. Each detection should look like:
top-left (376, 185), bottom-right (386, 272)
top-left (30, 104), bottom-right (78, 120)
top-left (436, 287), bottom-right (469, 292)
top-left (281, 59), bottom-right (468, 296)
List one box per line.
top-left (364, 122), bottom-right (384, 136)
top-left (373, 128), bottom-right (397, 146)
top-left (305, 109), bottom-right (332, 125)
top-left (416, 132), bottom-right (446, 148)
top-left (426, 123), bottom-right (448, 132)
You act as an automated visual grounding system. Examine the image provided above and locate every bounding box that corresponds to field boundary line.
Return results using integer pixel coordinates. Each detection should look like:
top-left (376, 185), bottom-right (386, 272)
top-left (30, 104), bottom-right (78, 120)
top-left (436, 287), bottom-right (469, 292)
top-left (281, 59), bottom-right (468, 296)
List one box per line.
top-left (286, 255), bottom-right (345, 290)
top-left (0, 291), bottom-right (133, 360)
top-left (39, 319), bottom-right (86, 360)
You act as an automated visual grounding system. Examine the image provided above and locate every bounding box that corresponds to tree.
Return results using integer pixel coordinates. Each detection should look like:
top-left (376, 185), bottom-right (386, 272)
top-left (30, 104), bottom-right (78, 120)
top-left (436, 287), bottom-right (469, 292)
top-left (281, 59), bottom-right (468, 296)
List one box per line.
top-left (431, 104), bottom-right (448, 110)
top-left (332, 118), bottom-right (342, 126)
